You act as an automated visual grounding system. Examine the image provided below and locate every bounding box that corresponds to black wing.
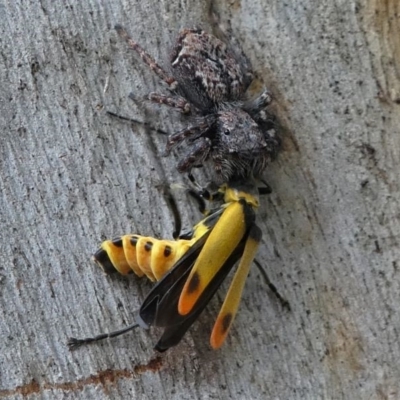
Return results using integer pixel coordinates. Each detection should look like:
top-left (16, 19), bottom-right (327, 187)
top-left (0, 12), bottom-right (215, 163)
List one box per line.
top-left (138, 231), bottom-right (248, 351)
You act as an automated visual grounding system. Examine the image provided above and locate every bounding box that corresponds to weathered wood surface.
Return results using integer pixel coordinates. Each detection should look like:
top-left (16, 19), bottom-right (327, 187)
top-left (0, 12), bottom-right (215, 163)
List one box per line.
top-left (1, 0), bottom-right (399, 399)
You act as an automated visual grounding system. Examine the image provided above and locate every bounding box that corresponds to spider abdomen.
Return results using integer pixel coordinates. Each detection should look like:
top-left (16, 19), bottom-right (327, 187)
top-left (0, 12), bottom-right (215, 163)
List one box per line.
top-left (171, 28), bottom-right (252, 110)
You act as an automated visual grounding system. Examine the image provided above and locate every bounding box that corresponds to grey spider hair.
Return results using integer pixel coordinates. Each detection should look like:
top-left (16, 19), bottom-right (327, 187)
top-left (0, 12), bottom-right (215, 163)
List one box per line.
top-left (115, 25), bottom-right (280, 184)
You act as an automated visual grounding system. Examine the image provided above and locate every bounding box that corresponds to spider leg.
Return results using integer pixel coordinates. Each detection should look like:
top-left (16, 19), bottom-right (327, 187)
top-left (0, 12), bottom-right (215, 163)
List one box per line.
top-left (115, 25), bottom-right (178, 90)
top-left (129, 92), bottom-right (190, 114)
top-left (243, 89), bottom-right (273, 119)
top-left (208, 8), bottom-right (254, 89)
top-left (165, 115), bottom-right (216, 154)
top-left (148, 92), bottom-right (191, 114)
top-left (176, 137), bottom-right (212, 174)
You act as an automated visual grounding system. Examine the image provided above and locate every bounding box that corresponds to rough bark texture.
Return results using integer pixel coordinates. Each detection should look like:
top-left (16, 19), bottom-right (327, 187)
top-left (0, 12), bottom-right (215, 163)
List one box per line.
top-left (1, 0), bottom-right (399, 399)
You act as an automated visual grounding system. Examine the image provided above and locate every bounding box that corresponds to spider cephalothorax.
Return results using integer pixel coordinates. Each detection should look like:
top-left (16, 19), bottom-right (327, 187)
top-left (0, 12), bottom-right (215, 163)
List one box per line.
top-left (115, 25), bottom-right (280, 183)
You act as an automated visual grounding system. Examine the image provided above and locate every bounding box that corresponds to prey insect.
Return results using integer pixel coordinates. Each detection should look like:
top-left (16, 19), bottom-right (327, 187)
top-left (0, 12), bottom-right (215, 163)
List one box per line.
top-left (114, 25), bottom-right (280, 183)
top-left (68, 179), bottom-right (288, 352)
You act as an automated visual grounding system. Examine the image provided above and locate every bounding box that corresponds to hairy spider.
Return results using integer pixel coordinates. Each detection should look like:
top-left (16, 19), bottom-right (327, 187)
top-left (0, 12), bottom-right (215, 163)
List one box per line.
top-left (115, 24), bottom-right (280, 183)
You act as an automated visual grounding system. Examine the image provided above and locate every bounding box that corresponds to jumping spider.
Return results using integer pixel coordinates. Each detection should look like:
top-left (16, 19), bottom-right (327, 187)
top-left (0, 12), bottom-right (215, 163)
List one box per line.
top-left (115, 24), bottom-right (280, 183)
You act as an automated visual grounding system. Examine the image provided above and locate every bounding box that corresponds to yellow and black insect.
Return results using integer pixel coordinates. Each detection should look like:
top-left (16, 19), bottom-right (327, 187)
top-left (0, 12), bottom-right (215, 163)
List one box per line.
top-left (68, 179), bottom-right (287, 351)
top-left (91, 211), bottom-right (214, 282)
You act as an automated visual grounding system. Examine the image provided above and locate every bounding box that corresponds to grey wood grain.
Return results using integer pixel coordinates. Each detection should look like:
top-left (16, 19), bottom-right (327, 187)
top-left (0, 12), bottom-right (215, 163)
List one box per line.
top-left (1, 0), bottom-right (399, 399)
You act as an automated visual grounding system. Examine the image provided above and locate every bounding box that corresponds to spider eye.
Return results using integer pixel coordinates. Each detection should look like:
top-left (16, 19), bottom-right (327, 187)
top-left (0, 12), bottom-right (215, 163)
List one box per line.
top-left (224, 129), bottom-right (230, 135)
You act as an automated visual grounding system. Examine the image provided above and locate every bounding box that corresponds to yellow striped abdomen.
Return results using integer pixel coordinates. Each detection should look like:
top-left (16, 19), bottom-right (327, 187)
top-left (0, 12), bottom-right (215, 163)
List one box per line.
top-left (93, 235), bottom-right (194, 281)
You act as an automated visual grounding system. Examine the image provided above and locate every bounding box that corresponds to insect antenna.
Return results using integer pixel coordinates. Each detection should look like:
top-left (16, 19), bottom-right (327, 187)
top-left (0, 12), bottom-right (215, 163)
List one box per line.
top-left (67, 321), bottom-right (140, 350)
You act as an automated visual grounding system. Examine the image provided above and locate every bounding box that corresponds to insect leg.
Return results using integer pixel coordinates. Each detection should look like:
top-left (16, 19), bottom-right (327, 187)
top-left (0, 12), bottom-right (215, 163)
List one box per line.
top-left (186, 189), bottom-right (207, 215)
top-left (185, 183), bottom-right (226, 221)
top-left (115, 25), bottom-right (177, 89)
top-left (157, 184), bottom-right (182, 239)
top-left (253, 259), bottom-right (290, 310)
top-left (258, 179), bottom-right (273, 195)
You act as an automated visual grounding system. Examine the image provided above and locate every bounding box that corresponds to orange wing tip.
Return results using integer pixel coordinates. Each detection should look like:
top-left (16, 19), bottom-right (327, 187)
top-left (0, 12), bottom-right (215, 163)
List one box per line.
top-left (210, 313), bottom-right (233, 349)
top-left (178, 294), bottom-right (194, 315)
top-left (178, 271), bottom-right (202, 315)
